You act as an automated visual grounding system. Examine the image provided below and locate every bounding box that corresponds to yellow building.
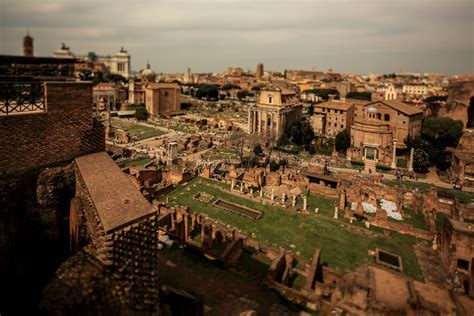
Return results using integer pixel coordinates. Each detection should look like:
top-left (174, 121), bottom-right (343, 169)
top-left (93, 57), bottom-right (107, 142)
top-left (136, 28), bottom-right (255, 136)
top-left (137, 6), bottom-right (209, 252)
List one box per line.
top-left (248, 88), bottom-right (302, 139)
top-left (145, 83), bottom-right (181, 117)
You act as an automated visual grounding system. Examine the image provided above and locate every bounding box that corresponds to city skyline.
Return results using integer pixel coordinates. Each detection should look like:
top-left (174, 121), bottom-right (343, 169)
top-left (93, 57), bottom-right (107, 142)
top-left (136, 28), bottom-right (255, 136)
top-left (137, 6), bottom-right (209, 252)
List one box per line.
top-left (0, 0), bottom-right (473, 75)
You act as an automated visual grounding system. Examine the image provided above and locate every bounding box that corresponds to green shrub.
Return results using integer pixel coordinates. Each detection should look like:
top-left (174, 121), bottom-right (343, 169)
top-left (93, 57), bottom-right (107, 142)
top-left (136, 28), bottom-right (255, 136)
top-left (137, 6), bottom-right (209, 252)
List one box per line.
top-left (134, 105), bottom-right (149, 121)
top-left (351, 160), bottom-right (365, 167)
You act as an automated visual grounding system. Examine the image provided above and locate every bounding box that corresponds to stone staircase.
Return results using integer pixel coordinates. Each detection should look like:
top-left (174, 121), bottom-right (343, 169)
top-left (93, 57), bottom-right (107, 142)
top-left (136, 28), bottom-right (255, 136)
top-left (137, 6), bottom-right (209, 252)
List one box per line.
top-left (364, 159), bottom-right (377, 173)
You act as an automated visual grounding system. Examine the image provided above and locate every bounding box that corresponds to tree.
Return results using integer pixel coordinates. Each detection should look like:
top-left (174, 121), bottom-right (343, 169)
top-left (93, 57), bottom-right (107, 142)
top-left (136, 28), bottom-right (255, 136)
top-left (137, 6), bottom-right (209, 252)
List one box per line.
top-left (78, 69), bottom-right (92, 81)
top-left (134, 105), bottom-right (149, 121)
top-left (307, 105), bottom-right (314, 116)
top-left (229, 130), bottom-right (247, 164)
top-left (283, 120), bottom-right (315, 146)
top-left (269, 160), bottom-right (279, 172)
top-left (237, 91), bottom-right (248, 100)
top-left (422, 117), bottom-right (464, 149)
top-left (253, 144), bottom-right (263, 156)
top-left (335, 130), bottom-right (351, 153)
top-left (105, 73), bottom-right (127, 83)
top-left (195, 84), bottom-right (220, 100)
top-left (413, 149), bottom-right (431, 173)
top-left (346, 91), bottom-right (372, 101)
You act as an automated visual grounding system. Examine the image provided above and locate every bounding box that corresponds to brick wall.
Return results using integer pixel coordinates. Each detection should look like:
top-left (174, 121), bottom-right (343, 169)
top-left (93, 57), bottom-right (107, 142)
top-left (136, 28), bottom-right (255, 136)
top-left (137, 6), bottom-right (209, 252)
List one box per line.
top-left (0, 82), bottom-right (104, 175)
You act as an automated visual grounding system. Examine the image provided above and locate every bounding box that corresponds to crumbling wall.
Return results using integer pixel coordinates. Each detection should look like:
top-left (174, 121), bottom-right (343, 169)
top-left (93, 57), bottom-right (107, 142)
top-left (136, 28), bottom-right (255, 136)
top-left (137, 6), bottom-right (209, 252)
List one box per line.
top-left (0, 164), bottom-right (75, 314)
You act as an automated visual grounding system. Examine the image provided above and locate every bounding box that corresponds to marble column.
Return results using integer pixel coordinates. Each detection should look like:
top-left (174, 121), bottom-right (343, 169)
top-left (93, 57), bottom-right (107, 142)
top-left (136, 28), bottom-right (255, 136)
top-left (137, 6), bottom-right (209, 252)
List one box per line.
top-left (408, 147), bottom-right (414, 172)
top-left (391, 141), bottom-right (397, 169)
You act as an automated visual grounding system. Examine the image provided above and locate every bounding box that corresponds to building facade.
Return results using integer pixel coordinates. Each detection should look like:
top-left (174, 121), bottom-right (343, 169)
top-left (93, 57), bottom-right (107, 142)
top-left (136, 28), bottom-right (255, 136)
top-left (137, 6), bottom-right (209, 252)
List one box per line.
top-left (313, 99), bottom-right (359, 137)
top-left (248, 88), bottom-right (302, 139)
top-left (350, 100), bottom-right (423, 168)
top-left (145, 83), bottom-right (181, 117)
top-left (53, 45), bottom-right (131, 78)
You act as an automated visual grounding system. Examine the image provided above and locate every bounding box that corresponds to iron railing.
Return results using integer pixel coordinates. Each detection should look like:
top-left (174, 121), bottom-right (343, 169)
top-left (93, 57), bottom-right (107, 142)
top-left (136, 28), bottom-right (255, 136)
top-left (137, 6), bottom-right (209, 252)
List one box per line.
top-left (0, 81), bottom-right (45, 115)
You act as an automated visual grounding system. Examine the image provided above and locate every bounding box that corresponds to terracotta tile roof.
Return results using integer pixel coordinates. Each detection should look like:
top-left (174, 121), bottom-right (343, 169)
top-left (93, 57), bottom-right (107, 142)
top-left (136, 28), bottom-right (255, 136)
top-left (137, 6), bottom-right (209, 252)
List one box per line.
top-left (367, 100), bottom-right (423, 116)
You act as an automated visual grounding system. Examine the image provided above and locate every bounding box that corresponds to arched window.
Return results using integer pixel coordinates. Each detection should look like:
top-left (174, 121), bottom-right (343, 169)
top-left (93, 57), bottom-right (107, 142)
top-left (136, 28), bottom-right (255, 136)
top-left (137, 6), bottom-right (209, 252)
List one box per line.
top-left (377, 113), bottom-right (381, 120)
top-left (384, 114), bottom-right (390, 121)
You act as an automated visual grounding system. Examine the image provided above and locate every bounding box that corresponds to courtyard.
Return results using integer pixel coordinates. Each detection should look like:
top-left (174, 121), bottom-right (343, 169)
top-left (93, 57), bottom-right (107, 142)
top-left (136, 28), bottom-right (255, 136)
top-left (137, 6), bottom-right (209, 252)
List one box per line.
top-left (158, 177), bottom-right (423, 280)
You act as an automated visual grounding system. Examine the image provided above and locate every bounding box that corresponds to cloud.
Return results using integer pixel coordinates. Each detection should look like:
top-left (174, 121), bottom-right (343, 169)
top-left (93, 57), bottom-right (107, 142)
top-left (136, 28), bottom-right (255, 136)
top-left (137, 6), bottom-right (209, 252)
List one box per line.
top-left (0, 0), bottom-right (472, 74)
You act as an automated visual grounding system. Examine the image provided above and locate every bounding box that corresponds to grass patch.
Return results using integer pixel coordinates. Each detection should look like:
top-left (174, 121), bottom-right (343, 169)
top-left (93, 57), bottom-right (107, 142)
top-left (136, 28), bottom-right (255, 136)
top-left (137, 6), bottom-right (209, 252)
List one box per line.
top-left (435, 213), bottom-right (448, 232)
top-left (402, 207), bottom-right (429, 231)
top-left (159, 177), bottom-right (422, 280)
top-left (123, 157), bottom-right (152, 167)
top-left (202, 148), bottom-right (239, 161)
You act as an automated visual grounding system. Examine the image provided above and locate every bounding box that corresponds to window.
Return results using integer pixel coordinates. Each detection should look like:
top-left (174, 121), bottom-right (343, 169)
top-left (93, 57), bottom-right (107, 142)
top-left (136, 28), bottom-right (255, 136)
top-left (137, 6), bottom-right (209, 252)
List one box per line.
top-left (457, 258), bottom-right (469, 271)
top-left (268, 96), bottom-right (273, 104)
top-left (377, 113), bottom-right (382, 120)
top-left (384, 114), bottom-right (390, 121)
top-left (164, 91), bottom-right (169, 97)
top-left (341, 124), bottom-right (344, 128)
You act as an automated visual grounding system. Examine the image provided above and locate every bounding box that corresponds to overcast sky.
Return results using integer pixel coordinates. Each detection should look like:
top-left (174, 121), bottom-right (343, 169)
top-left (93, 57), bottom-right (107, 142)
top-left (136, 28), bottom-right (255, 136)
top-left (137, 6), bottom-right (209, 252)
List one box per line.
top-left (1, 0), bottom-right (473, 74)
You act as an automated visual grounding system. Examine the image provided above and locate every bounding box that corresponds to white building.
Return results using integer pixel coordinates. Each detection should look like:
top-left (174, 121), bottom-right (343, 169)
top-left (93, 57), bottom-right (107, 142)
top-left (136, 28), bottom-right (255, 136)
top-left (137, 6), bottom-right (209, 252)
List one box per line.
top-left (53, 45), bottom-right (131, 78)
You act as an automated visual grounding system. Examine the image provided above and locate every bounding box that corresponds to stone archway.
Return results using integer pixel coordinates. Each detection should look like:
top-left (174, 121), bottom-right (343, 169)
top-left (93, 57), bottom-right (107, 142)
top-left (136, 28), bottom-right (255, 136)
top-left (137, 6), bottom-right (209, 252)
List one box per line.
top-left (467, 96), bottom-right (474, 128)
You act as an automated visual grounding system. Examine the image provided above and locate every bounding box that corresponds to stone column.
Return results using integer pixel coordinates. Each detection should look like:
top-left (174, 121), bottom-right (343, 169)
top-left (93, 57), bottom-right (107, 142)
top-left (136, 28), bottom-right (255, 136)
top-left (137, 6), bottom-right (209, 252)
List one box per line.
top-left (240, 182), bottom-right (244, 192)
top-left (391, 141), bottom-right (397, 169)
top-left (260, 189), bottom-right (263, 198)
top-left (408, 147), bottom-right (414, 172)
top-left (248, 110), bottom-right (252, 133)
top-left (334, 207), bottom-right (339, 219)
top-left (271, 189), bottom-right (275, 201)
top-left (303, 197), bottom-right (307, 211)
top-left (254, 111), bottom-right (258, 133)
top-left (231, 179), bottom-right (235, 190)
top-left (270, 114), bottom-right (274, 138)
top-left (292, 195), bottom-right (296, 207)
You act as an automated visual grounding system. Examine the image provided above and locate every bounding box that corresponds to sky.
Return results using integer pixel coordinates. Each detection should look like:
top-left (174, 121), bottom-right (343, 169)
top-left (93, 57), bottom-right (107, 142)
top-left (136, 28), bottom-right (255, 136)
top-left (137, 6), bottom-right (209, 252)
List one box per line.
top-left (0, 0), bottom-right (473, 75)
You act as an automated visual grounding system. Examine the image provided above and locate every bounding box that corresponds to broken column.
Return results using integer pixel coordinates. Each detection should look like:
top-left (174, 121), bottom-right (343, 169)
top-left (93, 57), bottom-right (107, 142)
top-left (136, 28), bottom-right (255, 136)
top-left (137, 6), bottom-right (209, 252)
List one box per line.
top-left (240, 182), bottom-right (244, 192)
top-left (391, 141), bottom-right (397, 169)
top-left (282, 193), bottom-right (286, 204)
top-left (231, 179), bottom-right (235, 190)
top-left (292, 195), bottom-right (296, 207)
top-left (271, 188), bottom-right (275, 201)
top-left (303, 196), bottom-right (308, 211)
top-left (260, 189), bottom-right (263, 198)
top-left (408, 147), bottom-right (414, 172)
top-left (334, 206), bottom-right (339, 219)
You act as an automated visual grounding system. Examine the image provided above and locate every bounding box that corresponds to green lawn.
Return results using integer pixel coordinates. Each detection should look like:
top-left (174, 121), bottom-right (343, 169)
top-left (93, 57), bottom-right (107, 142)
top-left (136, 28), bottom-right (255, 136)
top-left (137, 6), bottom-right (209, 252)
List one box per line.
top-left (119, 124), bottom-right (165, 140)
top-left (123, 157), bottom-right (152, 167)
top-left (159, 177), bottom-right (422, 280)
top-left (202, 148), bottom-right (239, 161)
top-left (401, 207), bottom-right (429, 231)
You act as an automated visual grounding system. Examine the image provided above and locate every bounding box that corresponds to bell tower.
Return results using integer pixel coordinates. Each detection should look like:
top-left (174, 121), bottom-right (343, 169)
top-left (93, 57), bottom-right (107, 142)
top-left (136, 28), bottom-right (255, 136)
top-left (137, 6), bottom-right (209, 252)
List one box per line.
top-left (23, 32), bottom-right (34, 57)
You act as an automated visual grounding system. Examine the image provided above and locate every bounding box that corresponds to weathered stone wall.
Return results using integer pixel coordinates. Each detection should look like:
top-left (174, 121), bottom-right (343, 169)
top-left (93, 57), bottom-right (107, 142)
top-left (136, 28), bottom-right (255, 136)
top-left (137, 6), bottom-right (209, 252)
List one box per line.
top-left (439, 80), bottom-right (474, 128)
top-left (0, 164), bottom-right (75, 314)
top-left (0, 82), bottom-right (104, 175)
